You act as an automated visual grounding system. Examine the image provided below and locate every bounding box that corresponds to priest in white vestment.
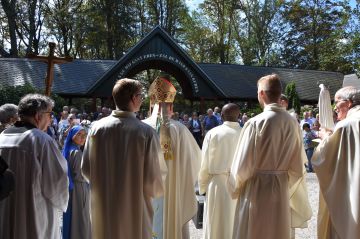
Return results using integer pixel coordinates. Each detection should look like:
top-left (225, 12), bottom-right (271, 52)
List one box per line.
top-left (312, 86), bottom-right (360, 239)
top-left (143, 75), bottom-right (201, 239)
top-left (198, 103), bottom-right (241, 239)
top-left (0, 94), bottom-right (69, 239)
top-left (82, 79), bottom-right (165, 239)
top-left (228, 74), bottom-right (312, 239)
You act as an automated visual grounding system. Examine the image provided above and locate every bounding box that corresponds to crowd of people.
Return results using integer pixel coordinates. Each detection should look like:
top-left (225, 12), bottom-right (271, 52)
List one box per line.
top-left (0, 73), bottom-right (359, 239)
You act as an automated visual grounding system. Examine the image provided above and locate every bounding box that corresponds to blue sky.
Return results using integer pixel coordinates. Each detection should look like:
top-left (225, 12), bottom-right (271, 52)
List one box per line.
top-left (185, 0), bottom-right (203, 11)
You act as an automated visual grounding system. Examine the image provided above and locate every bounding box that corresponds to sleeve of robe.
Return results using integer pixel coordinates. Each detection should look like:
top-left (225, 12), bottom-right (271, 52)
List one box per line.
top-left (175, 123), bottom-right (202, 224)
top-left (312, 121), bottom-right (360, 238)
top-left (180, 126), bottom-right (202, 187)
top-left (288, 126), bottom-right (313, 228)
top-left (144, 131), bottom-right (166, 198)
top-left (42, 138), bottom-right (69, 212)
top-left (228, 121), bottom-right (256, 199)
top-left (198, 132), bottom-right (212, 195)
top-left (81, 132), bottom-right (92, 182)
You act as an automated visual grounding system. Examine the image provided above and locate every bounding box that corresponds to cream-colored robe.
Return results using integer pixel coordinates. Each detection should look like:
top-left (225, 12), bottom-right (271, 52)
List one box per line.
top-left (0, 126), bottom-right (69, 239)
top-left (199, 121), bottom-right (241, 239)
top-left (228, 104), bottom-right (312, 239)
top-left (312, 105), bottom-right (360, 239)
top-left (144, 119), bottom-right (201, 239)
top-left (82, 111), bottom-right (166, 239)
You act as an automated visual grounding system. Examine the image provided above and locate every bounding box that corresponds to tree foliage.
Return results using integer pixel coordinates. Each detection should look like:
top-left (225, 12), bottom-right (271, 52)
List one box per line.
top-left (280, 0), bottom-right (352, 73)
top-left (0, 0), bottom-right (358, 75)
top-left (350, 0), bottom-right (360, 76)
top-left (0, 83), bottom-right (66, 113)
top-left (199, 0), bottom-right (237, 64)
top-left (284, 81), bottom-right (301, 113)
top-left (233, 0), bottom-right (283, 66)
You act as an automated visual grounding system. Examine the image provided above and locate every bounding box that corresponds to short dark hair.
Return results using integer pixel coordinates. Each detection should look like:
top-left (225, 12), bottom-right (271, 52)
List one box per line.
top-left (112, 78), bottom-right (142, 110)
top-left (18, 94), bottom-right (54, 118)
top-left (302, 123), bottom-right (310, 130)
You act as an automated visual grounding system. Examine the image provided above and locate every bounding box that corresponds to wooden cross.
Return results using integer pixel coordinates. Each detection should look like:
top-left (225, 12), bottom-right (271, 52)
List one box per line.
top-left (27, 42), bottom-right (73, 96)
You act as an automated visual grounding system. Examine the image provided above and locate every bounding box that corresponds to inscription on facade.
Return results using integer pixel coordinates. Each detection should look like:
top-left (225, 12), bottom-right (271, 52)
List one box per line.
top-left (118, 53), bottom-right (199, 93)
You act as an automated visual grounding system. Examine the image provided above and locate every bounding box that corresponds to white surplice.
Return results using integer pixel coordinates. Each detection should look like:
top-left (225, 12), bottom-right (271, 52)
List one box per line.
top-left (198, 121), bottom-right (241, 239)
top-left (82, 111), bottom-right (166, 239)
top-left (228, 104), bottom-right (312, 239)
top-left (312, 105), bottom-right (360, 239)
top-left (0, 125), bottom-right (69, 239)
top-left (144, 118), bottom-right (201, 239)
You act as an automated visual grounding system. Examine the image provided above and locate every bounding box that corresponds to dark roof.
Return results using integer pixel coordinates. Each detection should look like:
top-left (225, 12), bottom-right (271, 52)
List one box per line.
top-left (87, 26), bottom-right (226, 99)
top-left (343, 74), bottom-right (360, 89)
top-left (199, 63), bottom-right (344, 101)
top-left (0, 58), bottom-right (344, 102)
top-left (0, 58), bottom-right (116, 96)
top-left (84, 25), bottom-right (343, 102)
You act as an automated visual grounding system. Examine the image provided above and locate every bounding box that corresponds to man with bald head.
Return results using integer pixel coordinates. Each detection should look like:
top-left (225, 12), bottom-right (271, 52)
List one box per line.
top-left (228, 74), bottom-right (311, 239)
top-left (198, 103), bottom-right (241, 239)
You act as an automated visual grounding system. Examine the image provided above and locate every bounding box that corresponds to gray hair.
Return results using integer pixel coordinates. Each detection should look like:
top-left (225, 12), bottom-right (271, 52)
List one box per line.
top-left (335, 86), bottom-right (360, 107)
top-left (0, 104), bottom-right (18, 124)
top-left (18, 94), bottom-right (54, 117)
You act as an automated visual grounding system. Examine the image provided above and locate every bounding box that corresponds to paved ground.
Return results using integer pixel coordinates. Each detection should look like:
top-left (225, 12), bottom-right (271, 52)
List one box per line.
top-left (189, 173), bottom-right (319, 239)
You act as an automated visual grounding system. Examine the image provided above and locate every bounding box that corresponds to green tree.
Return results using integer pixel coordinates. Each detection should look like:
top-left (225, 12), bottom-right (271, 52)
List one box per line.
top-left (16, 0), bottom-right (48, 55)
top-left (233, 0), bottom-right (284, 66)
top-left (280, 0), bottom-right (351, 72)
top-left (146, 0), bottom-right (189, 37)
top-left (199, 0), bottom-right (238, 64)
top-left (43, 0), bottom-right (84, 57)
top-left (284, 81), bottom-right (300, 113)
top-left (83, 0), bottom-right (137, 59)
top-left (181, 10), bottom-right (218, 63)
top-left (349, 0), bottom-right (360, 75)
top-left (0, 83), bottom-right (66, 113)
top-left (1, 0), bottom-right (18, 56)
top-left (0, 83), bottom-right (37, 106)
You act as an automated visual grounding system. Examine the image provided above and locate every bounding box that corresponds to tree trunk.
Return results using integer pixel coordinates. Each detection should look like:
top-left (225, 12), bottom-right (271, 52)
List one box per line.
top-left (1, 0), bottom-right (18, 56)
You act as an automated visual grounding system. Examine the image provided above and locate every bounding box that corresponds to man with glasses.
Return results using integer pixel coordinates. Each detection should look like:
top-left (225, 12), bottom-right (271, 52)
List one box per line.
top-left (0, 93), bottom-right (69, 239)
top-left (82, 78), bottom-right (165, 239)
top-left (313, 86), bottom-right (360, 238)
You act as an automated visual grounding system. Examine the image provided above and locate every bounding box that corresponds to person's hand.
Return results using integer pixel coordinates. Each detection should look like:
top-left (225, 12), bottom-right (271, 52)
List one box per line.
top-left (319, 127), bottom-right (333, 140)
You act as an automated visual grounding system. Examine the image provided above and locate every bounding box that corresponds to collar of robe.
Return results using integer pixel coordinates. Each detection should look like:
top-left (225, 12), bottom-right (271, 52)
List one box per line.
top-left (263, 103), bottom-right (284, 112)
top-left (3, 121), bottom-right (37, 134)
top-left (111, 110), bottom-right (136, 119)
top-left (347, 105), bottom-right (360, 118)
top-left (223, 121), bottom-right (240, 127)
